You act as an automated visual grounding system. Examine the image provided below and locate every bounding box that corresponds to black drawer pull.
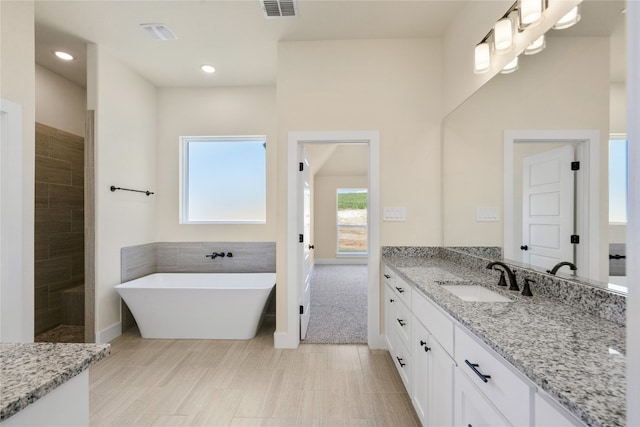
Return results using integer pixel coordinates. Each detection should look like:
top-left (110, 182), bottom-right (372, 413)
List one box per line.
top-left (397, 319), bottom-right (406, 327)
top-left (389, 298), bottom-right (395, 303)
top-left (396, 357), bottom-right (406, 367)
top-left (465, 359), bottom-right (491, 383)
top-left (384, 274), bottom-right (391, 279)
top-left (420, 340), bottom-right (427, 346)
top-left (395, 287), bottom-right (405, 293)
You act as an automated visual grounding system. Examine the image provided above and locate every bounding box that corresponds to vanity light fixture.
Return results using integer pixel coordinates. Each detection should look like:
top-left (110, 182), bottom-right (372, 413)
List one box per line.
top-left (493, 17), bottom-right (514, 53)
top-left (54, 51), bottom-right (74, 61)
top-left (519, 0), bottom-right (545, 27)
top-left (553, 5), bottom-right (581, 30)
top-left (501, 56), bottom-right (519, 74)
top-left (474, 42), bottom-right (491, 74)
top-left (524, 34), bottom-right (546, 55)
top-left (201, 65), bottom-right (216, 74)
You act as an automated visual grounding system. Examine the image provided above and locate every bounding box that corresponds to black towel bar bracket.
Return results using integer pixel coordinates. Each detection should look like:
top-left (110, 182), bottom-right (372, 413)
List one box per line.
top-left (110, 185), bottom-right (154, 196)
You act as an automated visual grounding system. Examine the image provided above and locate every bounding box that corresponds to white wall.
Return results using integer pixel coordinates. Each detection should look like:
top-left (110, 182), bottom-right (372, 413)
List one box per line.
top-left (35, 64), bottom-right (86, 137)
top-left (87, 45), bottom-right (157, 341)
top-left (610, 83), bottom-right (627, 134)
top-left (0, 0), bottom-right (35, 342)
top-left (276, 38), bottom-right (443, 338)
top-left (442, 37), bottom-right (610, 279)
top-left (155, 86), bottom-right (277, 242)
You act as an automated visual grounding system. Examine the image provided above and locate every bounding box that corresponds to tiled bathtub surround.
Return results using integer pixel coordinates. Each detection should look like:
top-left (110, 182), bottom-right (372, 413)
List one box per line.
top-left (121, 242), bottom-right (276, 281)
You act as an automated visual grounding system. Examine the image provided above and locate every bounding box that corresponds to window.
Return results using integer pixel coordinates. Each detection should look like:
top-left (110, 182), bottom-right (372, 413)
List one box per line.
top-left (336, 188), bottom-right (368, 254)
top-left (180, 136), bottom-right (266, 224)
top-left (609, 137), bottom-right (628, 223)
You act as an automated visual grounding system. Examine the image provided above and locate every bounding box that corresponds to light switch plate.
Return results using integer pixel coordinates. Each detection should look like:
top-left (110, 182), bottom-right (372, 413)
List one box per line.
top-left (383, 207), bottom-right (406, 222)
top-left (476, 207), bottom-right (499, 222)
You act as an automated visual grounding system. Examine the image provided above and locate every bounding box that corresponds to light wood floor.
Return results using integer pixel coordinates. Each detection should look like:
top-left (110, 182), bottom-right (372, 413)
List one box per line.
top-left (89, 317), bottom-right (420, 426)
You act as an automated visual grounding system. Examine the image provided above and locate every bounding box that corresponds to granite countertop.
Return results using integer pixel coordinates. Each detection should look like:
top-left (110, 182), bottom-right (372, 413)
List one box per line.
top-left (383, 254), bottom-right (626, 427)
top-left (0, 342), bottom-right (110, 421)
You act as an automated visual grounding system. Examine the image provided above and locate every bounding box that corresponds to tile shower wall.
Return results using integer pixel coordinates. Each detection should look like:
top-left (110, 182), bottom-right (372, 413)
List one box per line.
top-left (35, 123), bottom-right (85, 335)
top-left (120, 242), bottom-right (276, 330)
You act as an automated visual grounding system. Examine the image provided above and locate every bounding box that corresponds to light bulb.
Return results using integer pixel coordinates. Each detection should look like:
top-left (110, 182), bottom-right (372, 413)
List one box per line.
top-left (501, 56), bottom-right (519, 74)
top-left (474, 43), bottom-right (491, 74)
top-left (519, 0), bottom-right (543, 26)
top-left (494, 18), bottom-right (513, 53)
top-left (201, 65), bottom-right (216, 74)
top-left (553, 6), bottom-right (581, 30)
top-left (524, 35), bottom-right (546, 55)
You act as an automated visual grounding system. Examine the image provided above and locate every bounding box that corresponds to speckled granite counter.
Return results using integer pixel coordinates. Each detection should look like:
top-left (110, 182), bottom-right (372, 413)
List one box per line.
top-left (383, 251), bottom-right (626, 427)
top-left (0, 342), bottom-right (110, 421)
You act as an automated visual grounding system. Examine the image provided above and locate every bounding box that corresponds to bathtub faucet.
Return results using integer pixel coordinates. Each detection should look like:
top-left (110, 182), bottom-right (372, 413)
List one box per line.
top-left (206, 252), bottom-right (226, 259)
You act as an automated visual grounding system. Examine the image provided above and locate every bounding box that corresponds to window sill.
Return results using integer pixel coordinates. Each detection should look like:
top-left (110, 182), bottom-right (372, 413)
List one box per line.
top-left (336, 252), bottom-right (368, 258)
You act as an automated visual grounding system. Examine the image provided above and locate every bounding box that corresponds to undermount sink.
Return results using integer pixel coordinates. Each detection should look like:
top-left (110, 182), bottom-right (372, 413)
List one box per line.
top-left (442, 285), bottom-right (512, 302)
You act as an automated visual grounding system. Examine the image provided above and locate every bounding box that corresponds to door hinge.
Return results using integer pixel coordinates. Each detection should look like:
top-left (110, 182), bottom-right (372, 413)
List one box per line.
top-left (571, 161), bottom-right (580, 171)
top-left (300, 305), bottom-right (304, 315)
top-left (299, 162), bottom-right (304, 171)
top-left (571, 235), bottom-right (580, 244)
top-left (299, 234), bottom-right (304, 243)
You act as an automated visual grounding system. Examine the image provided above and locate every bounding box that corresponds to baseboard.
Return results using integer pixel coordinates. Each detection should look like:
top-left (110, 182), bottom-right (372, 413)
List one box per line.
top-left (314, 258), bottom-right (368, 265)
top-left (96, 321), bottom-right (121, 343)
top-left (367, 333), bottom-right (387, 350)
top-left (273, 330), bottom-right (299, 349)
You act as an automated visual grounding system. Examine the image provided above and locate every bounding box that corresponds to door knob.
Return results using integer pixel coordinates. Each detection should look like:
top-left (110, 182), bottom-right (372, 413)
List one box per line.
top-left (520, 245), bottom-right (529, 251)
top-left (308, 244), bottom-right (314, 250)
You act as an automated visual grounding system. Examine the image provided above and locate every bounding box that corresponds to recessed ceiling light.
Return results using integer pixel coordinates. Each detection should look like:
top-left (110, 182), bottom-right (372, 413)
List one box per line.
top-left (201, 65), bottom-right (216, 74)
top-left (54, 51), bottom-right (74, 61)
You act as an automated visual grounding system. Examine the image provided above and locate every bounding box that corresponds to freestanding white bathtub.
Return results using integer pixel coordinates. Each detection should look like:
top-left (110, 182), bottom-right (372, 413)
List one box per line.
top-left (114, 273), bottom-right (276, 339)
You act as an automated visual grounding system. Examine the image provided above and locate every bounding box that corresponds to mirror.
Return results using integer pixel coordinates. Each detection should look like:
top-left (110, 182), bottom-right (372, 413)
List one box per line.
top-left (442, 1), bottom-right (627, 292)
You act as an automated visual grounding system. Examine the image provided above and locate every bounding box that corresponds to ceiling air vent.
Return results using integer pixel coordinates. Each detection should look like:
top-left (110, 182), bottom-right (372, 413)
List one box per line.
top-left (140, 23), bottom-right (177, 41)
top-left (262, 0), bottom-right (297, 18)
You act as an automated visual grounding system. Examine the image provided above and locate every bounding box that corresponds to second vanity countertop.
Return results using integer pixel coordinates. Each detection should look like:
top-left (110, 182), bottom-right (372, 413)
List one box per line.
top-left (383, 254), bottom-right (626, 427)
top-left (0, 342), bottom-right (110, 421)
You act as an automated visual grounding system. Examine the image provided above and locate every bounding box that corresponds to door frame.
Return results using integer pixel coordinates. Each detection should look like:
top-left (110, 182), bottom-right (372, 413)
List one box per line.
top-left (280, 130), bottom-right (382, 349)
top-left (0, 98), bottom-right (28, 342)
top-left (504, 130), bottom-right (600, 281)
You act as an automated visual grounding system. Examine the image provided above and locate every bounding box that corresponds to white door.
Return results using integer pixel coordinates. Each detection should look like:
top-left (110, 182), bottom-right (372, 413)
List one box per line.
top-left (299, 148), bottom-right (312, 340)
top-left (522, 145), bottom-right (575, 271)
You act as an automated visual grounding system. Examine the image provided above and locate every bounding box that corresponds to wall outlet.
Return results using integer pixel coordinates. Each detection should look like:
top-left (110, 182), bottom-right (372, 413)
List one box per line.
top-left (383, 207), bottom-right (406, 221)
top-left (476, 207), bottom-right (499, 222)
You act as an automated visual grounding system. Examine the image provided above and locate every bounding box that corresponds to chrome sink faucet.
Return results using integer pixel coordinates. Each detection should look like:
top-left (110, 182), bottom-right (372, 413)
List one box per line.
top-left (486, 261), bottom-right (519, 292)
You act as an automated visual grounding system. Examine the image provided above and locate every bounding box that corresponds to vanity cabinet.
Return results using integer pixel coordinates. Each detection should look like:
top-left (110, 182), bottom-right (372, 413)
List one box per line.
top-left (454, 325), bottom-right (533, 426)
top-left (413, 318), bottom-right (454, 426)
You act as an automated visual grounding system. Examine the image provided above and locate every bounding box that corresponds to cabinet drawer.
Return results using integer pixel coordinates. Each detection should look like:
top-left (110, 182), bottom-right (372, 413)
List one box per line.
top-left (394, 299), bottom-right (412, 349)
top-left (393, 275), bottom-right (412, 307)
top-left (455, 326), bottom-right (532, 427)
top-left (413, 290), bottom-right (454, 356)
top-left (455, 367), bottom-right (510, 427)
top-left (392, 340), bottom-right (412, 392)
top-left (383, 265), bottom-right (395, 287)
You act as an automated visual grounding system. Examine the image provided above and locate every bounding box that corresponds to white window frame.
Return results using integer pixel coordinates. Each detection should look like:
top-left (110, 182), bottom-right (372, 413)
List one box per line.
top-left (179, 135), bottom-right (267, 224)
top-left (336, 188), bottom-right (368, 256)
top-left (609, 133), bottom-right (628, 225)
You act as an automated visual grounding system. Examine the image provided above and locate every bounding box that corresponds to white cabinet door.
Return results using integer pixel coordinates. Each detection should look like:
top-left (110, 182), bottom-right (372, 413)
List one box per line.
top-left (429, 338), bottom-right (454, 427)
top-left (413, 320), bottom-right (430, 424)
top-left (413, 319), bottom-right (454, 427)
top-left (455, 369), bottom-right (511, 427)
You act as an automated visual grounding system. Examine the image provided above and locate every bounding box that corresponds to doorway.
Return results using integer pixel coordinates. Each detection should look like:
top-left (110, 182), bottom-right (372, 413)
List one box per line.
top-left (301, 145), bottom-right (369, 344)
top-left (278, 131), bottom-right (381, 349)
top-left (504, 130), bottom-right (601, 281)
